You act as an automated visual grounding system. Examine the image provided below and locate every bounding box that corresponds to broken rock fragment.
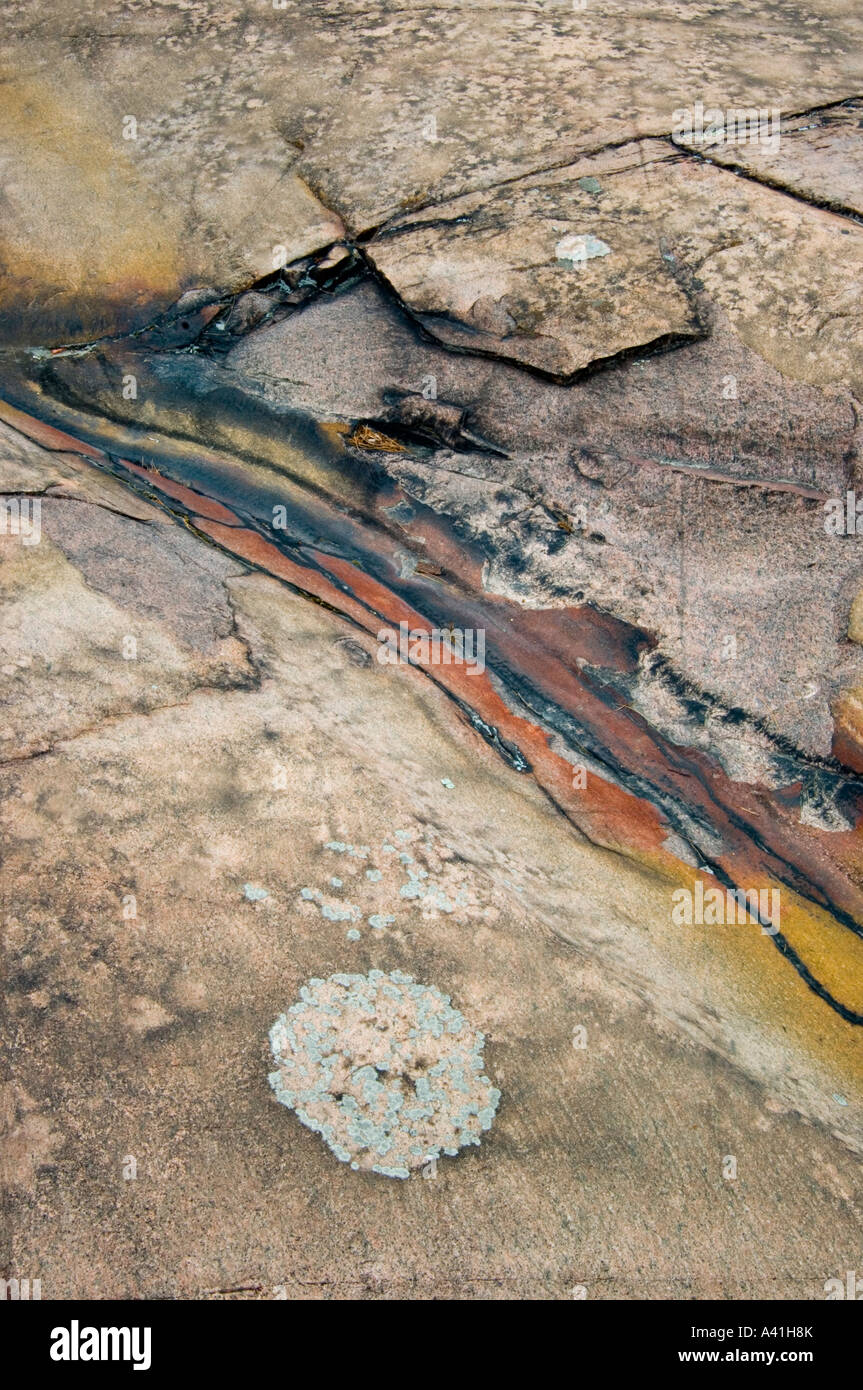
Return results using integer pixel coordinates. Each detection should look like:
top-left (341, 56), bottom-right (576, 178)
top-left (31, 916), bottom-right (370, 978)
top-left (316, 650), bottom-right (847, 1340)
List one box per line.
top-left (365, 148), bottom-right (701, 378)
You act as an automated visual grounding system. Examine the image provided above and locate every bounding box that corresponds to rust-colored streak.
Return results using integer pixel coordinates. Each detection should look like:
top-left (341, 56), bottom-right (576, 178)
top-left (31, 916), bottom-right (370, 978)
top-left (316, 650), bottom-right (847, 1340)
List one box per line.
top-left (197, 506), bottom-right (863, 1020)
top-left (196, 517), bottom-right (670, 855)
top-left (120, 460), bottom-right (241, 526)
top-left (0, 397), bottom-right (109, 461)
top-left (3, 394), bottom-right (863, 1023)
top-left (321, 550), bottom-right (671, 855)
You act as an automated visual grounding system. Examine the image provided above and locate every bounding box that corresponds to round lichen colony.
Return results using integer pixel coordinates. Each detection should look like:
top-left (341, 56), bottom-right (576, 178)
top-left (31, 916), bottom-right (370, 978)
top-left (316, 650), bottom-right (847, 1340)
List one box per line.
top-left (268, 969), bottom-right (501, 1178)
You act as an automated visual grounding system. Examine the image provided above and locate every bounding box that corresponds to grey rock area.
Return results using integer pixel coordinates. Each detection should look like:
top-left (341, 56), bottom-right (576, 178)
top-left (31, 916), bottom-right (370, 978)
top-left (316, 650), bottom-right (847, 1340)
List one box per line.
top-left (1, 0), bottom-right (863, 1308)
top-left (225, 277), bottom-right (863, 764)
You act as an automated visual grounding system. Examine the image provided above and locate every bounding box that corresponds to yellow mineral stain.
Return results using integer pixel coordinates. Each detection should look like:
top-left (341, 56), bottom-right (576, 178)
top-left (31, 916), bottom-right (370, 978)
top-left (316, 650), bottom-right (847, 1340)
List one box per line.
top-left (774, 884), bottom-right (863, 1016)
top-left (634, 852), bottom-right (863, 1095)
top-left (0, 70), bottom-right (183, 340)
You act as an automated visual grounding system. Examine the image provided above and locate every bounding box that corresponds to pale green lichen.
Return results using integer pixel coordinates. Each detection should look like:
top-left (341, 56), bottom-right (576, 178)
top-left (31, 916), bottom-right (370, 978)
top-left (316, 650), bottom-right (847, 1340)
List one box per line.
top-left (325, 840), bottom-right (370, 858)
top-left (555, 232), bottom-right (611, 265)
top-left (314, 828), bottom-right (476, 931)
top-left (243, 883), bottom-right (269, 901)
top-left (367, 913), bottom-right (394, 931)
top-left (300, 885), bottom-right (361, 923)
top-left (321, 903), bottom-right (358, 922)
top-left (268, 970), bottom-right (500, 1178)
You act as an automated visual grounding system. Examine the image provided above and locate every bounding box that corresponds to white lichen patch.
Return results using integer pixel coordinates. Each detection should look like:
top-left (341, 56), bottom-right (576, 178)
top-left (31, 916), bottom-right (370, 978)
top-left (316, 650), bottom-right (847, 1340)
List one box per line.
top-left (268, 970), bottom-right (501, 1178)
top-left (243, 882), bottom-right (269, 902)
top-left (300, 825), bottom-right (485, 937)
top-left (300, 886), bottom-right (362, 922)
top-left (555, 232), bottom-right (611, 266)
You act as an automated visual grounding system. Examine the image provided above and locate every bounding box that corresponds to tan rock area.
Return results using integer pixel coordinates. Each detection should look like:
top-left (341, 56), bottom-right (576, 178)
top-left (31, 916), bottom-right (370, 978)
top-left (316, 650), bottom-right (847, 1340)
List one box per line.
top-left (365, 146), bottom-right (702, 377)
top-left (2, 425), bottom-right (862, 1299)
top-left (2, 1), bottom-right (863, 344)
top-left (364, 139), bottom-right (863, 390)
top-left (1, 0), bottom-right (863, 1308)
top-left (688, 98), bottom-right (863, 218)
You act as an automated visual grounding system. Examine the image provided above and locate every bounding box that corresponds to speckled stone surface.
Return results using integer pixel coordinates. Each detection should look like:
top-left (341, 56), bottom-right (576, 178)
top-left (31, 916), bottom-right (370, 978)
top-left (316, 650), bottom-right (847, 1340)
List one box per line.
top-left (2, 0), bottom-right (863, 1304)
top-left (364, 153), bottom-right (700, 377)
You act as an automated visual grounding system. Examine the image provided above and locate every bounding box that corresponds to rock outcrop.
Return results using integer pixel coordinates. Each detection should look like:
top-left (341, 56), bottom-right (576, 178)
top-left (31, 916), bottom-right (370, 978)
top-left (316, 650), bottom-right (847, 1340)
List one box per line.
top-left (1, 0), bottom-right (862, 1301)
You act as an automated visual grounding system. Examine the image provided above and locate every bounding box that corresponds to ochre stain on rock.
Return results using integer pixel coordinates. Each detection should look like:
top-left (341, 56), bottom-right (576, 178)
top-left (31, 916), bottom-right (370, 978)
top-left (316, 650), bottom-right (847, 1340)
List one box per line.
top-left (0, 73), bottom-right (184, 344)
top-left (4, 393), bottom-right (863, 1029)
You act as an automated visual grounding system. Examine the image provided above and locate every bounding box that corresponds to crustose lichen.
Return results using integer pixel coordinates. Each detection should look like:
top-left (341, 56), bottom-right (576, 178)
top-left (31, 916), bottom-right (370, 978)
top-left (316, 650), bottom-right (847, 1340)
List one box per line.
top-left (268, 970), bottom-right (500, 1178)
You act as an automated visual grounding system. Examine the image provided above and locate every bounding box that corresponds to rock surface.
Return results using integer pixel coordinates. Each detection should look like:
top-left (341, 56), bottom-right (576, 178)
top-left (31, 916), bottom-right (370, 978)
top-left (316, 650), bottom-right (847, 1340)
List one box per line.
top-left (365, 148), bottom-right (701, 377)
top-left (1, 0), bottom-right (863, 1303)
top-left (2, 421), bottom-right (861, 1299)
top-left (2, 1), bottom-right (863, 343)
top-left (688, 98), bottom-right (863, 218)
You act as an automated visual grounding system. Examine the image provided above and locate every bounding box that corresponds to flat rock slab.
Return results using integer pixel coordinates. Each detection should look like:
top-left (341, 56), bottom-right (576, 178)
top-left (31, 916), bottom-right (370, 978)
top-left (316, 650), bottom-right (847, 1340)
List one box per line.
top-left (3, 1), bottom-right (863, 344)
top-left (0, 65), bottom-right (343, 346)
top-left (637, 152), bottom-right (863, 398)
top-left (685, 98), bottom-right (863, 217)
top-left (365, 147), bottom-right (701, 377)
top-left (0, 432), bottom-right (252, 759)
top-left (289, 0), bottom-right (863, 230)
top-left (365, 137), bottom-right (863, 393)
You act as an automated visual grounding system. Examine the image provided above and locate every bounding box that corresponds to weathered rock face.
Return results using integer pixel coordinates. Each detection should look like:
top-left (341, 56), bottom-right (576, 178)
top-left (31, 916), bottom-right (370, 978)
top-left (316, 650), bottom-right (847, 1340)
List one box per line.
top-left (364, 148), bottom-right (702, 377)
top-left (2, 0), bottom-right (863, 344)
top-left (0, 22), bottom-right (344, 345)
top-left (364, 138), bottom-right (863, 393)
top-left (11, 264), bottom-right (861, 770)
top-left (2, 0), bottom-right (863, 1302)
top-left (225, 278), bottom-right (856, 487)
top-left (3, 420), bottom-right (863, 1300)
top-left (681, 98), bottom-right (863, 218)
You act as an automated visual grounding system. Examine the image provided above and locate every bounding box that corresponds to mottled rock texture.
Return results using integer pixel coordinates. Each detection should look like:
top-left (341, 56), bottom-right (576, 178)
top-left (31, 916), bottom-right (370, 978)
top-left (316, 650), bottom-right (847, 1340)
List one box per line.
top-left (1, 0), bottom-right (863, 1302)
top-left (2, 0), bottom-right (863, 341)
top-left (365, 152), bottom-right (701, 377)
top-left (2, 422), bottom-right (862, 1301)
top-left (686, 98), bottom-right (863, 218)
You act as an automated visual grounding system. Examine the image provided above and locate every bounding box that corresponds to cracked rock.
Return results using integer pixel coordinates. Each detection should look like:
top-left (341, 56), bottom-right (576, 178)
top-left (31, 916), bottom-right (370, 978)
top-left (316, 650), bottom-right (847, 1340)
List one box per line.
top-left (366, 149), bottom-right (701, 377)
top-left (684, 98), bottom-right (863, 219)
